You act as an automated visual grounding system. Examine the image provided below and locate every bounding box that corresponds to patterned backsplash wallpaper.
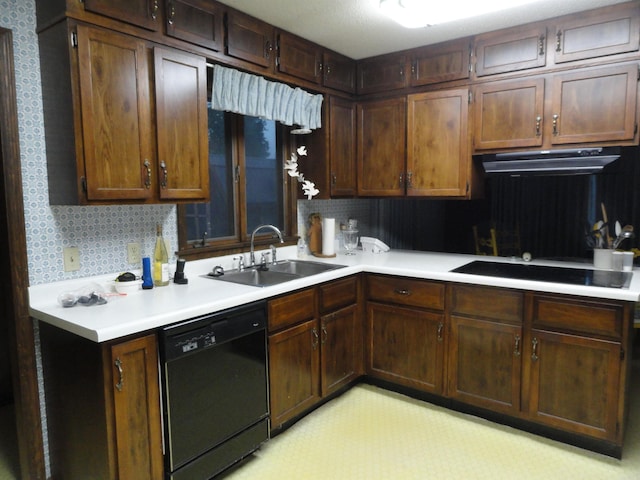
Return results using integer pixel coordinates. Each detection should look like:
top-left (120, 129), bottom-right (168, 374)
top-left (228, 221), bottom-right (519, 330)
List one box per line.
top-left (2, 0), bottom-right (371, 286)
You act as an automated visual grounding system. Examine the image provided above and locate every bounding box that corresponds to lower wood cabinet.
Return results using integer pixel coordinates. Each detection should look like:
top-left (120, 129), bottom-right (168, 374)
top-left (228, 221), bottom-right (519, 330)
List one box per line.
top-left (268, 276), bottom-right (363, 429)
top-left (39, 324), bottom-right (163, 479)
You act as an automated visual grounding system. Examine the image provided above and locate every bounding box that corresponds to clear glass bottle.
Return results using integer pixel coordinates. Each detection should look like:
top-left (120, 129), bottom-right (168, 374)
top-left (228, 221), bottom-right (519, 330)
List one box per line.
top-left (153, 223), bottom-right (170, 286)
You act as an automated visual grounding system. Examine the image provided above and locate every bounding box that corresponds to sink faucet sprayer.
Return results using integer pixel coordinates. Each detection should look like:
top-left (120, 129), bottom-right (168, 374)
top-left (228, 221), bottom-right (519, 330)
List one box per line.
top-left (250, 224), bottom-right (284, 266)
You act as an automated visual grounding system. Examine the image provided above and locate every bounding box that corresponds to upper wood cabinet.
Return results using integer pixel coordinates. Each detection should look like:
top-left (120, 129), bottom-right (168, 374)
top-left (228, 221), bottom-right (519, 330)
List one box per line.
top-left (357, 97), bottom-right (406, 196)
top-left (82, 0), bottom-right (161, 31)
top-left (357, 52), bottom-right (408, 95)
top-left (474, 25), bottom-right (547, 77)
top-left (154, 47), bottom-right (209, 201)
top-left (277, 30), bottom-right (323, 83)
top-left (38, 21), bottom-right (209, 204)
top-left (329, 97), bottom-right (357, 196)
top-left (407, 89), bottom-right (473, 197)
top-left (323, 50), bottom-right (356, 93)
top-left (410, 38), bottom-right (470, 86)
top-left (226, 10), bottom-right (275, 70)
top-left (473, 77), bottom-right (545, 151)
top-left (552, 2), bottom-right (640, 64)
top-left (164, 0), bottom-right (224, 51)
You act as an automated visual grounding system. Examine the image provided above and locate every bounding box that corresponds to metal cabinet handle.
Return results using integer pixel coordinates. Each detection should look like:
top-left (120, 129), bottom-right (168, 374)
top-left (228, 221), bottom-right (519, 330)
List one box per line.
top-left (535, 116), bottom-right (542, 136)
top-left (321, 324), bottom-right (328, 344)
top-left (331, 174), bottom-right (337, 186)
top-left (552, 114), bottom-right (559, 135)
top-left (160, 160), bottom-right (168, 188)
top-left (399, 173), bottom-right (404, 188)
top-left (394, 288), bottom-right (411, 296)
top-left (151, 0), bottom-right (159, 20)
top-left (265, 41), bottom-right (273, 59)
top-left (514, 335), bottom-right (521, 356)
top-left (538, 35), bottom-right (545, 56)
top-left (556, 31), bottom-right (562, 52)
top-left (143, 159), bottom-right (152, 189)
top-left (531, 338), bottom-right (539, 361)
top-left (437, 322), bottom-right (444, 342)
top-left (115, 358), bottom-right (124, 391)
top-left (406, 171), bottom-right (413, 189)
top-left (167, 1), bottom-right (175, 24)
top-left (312, 328), bottom-right (319, 350)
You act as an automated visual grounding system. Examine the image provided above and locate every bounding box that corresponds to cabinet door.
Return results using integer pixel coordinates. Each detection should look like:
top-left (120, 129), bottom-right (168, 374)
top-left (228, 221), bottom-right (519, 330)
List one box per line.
top-left (323, 50), bottom-right (356, 93)
top-left (357, 97), bottom-right (406, 196)
top-left (366, 302), bottom-right (445, 394)
top-left (269, 320), bottom-right (321, 428)
top-left (83, 0), bottom-right (160, 31)
top-left (407, 89), bottom-right (470, 197)
top-left (165, 0), bottom-right (223, 51)
top-left (473, 77), bottom-right (545, 151)
top-left (226, 10), bottom-right (275, 69)
top-left (329, 97), bottom-right (357, 196)
top-left (448, 316), bottom-right (522, 415)
top-left (321, 304), bottom-right (362, 396)
top-left (474, 25), bottom-right (547, 77)
top-left (76, 25), bottom-right (154, 201)
top-left (525, 330), bottom-right (621, 441)
top-left (549, 64), bottom-right (638, 145)
top-left (154, 47), bottom-right (209, 201)
top-left (357, 53), bottom-right (408, 95)
top-left (553, 4), bottom-right (640, 64)
top-left (107, 334), bottom-right (163, 480)
top-left (411, 38), bottom-right (470, 86)
top-left (277, 30), bottom-right (322, 83)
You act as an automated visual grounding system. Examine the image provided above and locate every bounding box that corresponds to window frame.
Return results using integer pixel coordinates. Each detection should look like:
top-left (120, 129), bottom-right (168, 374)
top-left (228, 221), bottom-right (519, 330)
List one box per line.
top-left (177, 112), bottom-right (299, 260)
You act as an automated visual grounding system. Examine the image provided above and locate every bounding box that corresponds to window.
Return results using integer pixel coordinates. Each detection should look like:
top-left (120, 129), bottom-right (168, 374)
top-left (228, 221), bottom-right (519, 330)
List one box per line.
top-left (177, 107), bottom-right (297, 258)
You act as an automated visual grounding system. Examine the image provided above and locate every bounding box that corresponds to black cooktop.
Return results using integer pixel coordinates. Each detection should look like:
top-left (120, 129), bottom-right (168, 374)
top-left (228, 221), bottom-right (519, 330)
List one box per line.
top-left (451, 260), bottom-right (633, 289)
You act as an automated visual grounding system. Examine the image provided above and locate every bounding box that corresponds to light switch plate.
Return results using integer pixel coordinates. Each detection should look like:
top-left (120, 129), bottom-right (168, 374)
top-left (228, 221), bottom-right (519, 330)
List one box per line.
top-left (63, 247), bottom-right (80, 272)
top-left (127, 242), bottom-right (141, 264)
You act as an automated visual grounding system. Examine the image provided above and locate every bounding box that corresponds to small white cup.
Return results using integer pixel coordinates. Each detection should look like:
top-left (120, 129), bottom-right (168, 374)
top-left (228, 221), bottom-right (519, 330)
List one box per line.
top-left (593, 248), bottom-right (613, 270)
top-left (612, 251), bottom-right (624, 271)
top-left (622, 251), bottom-right (634, 271)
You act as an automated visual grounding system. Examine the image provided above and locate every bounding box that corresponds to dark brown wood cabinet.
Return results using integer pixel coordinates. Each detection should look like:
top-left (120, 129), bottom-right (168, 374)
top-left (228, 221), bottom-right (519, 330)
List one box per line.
top-left (40, 325), bottom-right (163, 479)
top-left (268, 276), bottom-right (362, 429)
top-left (473, 63), bottom-right (638, 152)
top-left (357, 97), bottom-right (406, 196)
top-left (366, 275), bottom-right (446, 394)
top-left (552, 3), bottom-right (640, 64)
top-left (277, 30), bottom-right (322, 84)
top-left (474, 24), bottom-right (547, 77)
top-left (82, 0), bottom-right (161, 31)
top-left (164, 0), bottom-right (224, 51)
top-left (447, 285), bottom-right (524, 415)
top-left (323, 50), bottom-right (356, 93)
top-left (410, 38), bottom-right (470, 86)
top-left (523, 294), bottom-right (631, 444)
top-left (38, 21), bottom-right (209, 204)
top-left (357, 52), bottom-right (408, 95)
top-left (407, 88), bottom-right (473, 197)
top-left (226, 10), bottom-right (275, 70)
top-left (329, 97), bottom-right (357, 196)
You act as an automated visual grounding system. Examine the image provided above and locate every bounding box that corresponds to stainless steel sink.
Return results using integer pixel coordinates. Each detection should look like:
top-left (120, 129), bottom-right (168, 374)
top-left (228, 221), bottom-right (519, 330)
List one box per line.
top-left (206, 260), bottom-right (345, 287)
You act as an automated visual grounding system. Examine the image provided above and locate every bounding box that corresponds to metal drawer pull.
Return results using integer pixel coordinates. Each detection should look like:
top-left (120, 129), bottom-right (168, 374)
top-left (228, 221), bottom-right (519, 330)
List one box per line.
top-left (115, 358), bottom-right (124, 391)
top-left (160, 161), bottom-right (168, 188)
top-left (437, 322), bottom-right (444, 342)
top-left (552, 114), bottom-right (559, 135)
top-left (394, 288), bottom-right (411, 296)
top-left (514, 335), bottom-right (521, 356)
top-left (531, 338), bottom-right (539, 361)
top-left (143, 159), bottom-right (152, 188)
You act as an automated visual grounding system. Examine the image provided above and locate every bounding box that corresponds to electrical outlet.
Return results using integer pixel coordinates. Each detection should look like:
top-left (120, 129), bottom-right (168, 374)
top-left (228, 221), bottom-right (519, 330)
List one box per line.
top-left (63, 247), bottom-right (80, 272)
top-left (127, 242), bottom-right (141, 264)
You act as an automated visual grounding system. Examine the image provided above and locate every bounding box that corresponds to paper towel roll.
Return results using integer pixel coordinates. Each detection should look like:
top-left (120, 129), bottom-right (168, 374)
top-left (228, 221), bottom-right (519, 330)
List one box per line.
top-left (322, 218), bottom-right (335, 256)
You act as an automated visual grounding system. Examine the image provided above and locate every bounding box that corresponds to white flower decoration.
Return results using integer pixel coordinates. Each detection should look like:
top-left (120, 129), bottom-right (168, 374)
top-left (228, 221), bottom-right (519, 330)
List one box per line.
top-left (297, 146), bottom-right (307, 156)
top-left (302, 180), bottom-right (319, 199)
top-left (284, 158), bottom-right (299, 177)
top-left (286, 144), bottom-right (319, 198)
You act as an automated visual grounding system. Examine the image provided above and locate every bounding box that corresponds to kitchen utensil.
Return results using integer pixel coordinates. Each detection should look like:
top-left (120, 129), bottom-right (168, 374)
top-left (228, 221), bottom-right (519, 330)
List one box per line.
top-left (601, 203), bottom-right (611, 248)
top-left (615, 221), bottom-right (622, 237)
top-left (612, 225), bottom-right (635, 249)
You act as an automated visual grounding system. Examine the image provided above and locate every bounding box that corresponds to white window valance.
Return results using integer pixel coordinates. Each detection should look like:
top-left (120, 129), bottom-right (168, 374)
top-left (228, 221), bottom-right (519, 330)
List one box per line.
top-left (211, 64), bottom-right (324, 130)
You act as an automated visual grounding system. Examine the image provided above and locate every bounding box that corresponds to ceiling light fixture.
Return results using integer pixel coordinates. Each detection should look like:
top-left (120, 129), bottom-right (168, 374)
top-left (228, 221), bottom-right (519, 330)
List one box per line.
top-left (378, 0), bottom-right (541, 28)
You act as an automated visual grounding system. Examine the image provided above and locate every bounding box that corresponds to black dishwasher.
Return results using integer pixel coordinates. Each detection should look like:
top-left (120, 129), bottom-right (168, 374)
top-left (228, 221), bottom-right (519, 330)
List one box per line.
top-left (159, 301), bottom-right (269, 480)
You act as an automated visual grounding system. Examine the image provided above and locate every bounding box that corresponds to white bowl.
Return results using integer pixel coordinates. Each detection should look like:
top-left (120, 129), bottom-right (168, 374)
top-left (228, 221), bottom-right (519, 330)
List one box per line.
top-left (113, 279), bottom-right (143, 295)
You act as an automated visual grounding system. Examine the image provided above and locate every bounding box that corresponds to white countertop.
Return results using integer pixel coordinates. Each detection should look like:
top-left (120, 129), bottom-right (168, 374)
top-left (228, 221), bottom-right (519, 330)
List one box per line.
top-left (29, 247), bottom-right (640, 342)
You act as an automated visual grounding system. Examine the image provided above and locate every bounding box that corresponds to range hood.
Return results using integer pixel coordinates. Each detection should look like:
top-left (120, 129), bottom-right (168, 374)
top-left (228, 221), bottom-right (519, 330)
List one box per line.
top-left (481, 147), bottom-right (621, 176)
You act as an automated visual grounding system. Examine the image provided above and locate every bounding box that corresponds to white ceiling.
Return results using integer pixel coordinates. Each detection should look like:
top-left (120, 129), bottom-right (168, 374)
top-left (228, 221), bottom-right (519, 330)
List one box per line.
top-left (216, 0), bottom-right (630, 59)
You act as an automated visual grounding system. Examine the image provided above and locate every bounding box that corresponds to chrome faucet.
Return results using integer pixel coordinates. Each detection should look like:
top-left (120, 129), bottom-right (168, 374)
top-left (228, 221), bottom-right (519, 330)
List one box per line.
top-left (250, 224), bottom-right (284, 266)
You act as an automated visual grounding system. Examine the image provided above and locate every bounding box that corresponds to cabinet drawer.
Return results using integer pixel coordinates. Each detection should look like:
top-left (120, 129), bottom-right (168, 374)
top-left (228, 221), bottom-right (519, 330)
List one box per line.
top-left (268, 288), bottom-right (316, 332)
top-left (531, 295), bottom-right (623, 339)
top-left (319, 276), bottom-right (358, 313)
top-left (367, 275), bottom-right (445, 310)
top-left (450, 284), bottom-right (523, 324)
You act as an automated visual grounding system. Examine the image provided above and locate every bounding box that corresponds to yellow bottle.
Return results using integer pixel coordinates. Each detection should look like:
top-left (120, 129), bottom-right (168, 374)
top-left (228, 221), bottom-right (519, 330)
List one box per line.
top-left (153, 223), bottom-right (169, 286)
